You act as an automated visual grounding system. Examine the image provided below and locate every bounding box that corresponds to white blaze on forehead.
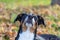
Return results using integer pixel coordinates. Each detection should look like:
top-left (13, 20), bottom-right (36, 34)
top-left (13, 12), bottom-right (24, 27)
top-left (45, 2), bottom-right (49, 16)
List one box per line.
top-left (32, 18), bottom-right (35, 24)
top-left (24, 16), bottom-right (32, 29)
top-left (24, 16), bottom-right (28, 22)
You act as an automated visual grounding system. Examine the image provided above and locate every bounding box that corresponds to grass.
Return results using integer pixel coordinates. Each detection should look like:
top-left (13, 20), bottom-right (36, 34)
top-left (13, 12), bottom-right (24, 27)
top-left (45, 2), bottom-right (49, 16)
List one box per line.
top-left (0, 0), bottom-right (51, 9)
top-left (10, 13), bottom-right (17, 23)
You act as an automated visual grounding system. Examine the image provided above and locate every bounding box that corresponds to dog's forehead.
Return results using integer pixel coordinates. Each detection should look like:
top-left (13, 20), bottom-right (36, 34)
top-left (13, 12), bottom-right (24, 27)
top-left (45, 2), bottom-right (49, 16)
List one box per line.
top-left (22, 14), bottom-right (38, 21)
top-left (23, 14), bottom-right (35, 17)
top-left (27, 14), bottom-right (37, 20)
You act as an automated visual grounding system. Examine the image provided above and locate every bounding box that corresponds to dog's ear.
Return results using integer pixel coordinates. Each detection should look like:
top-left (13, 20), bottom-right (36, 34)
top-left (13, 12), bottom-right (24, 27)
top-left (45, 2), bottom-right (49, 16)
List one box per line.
top-left (14, 13), bottom-right (26, 23)
top-left (37, 15), bottom-right (46, 27)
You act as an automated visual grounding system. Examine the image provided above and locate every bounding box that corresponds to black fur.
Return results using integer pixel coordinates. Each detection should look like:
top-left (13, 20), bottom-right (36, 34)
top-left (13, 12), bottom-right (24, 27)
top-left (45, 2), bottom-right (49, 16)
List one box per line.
top-left (33, 23), bottom-right (37, 40)
top-left (14, 13), bottom-right (27, 23)
top-left (39, 34), bottom-right (60, 40)
top-left (15, 25), bottom-right (22, 40)
top-left (37, 15), bottom-right (46, 27)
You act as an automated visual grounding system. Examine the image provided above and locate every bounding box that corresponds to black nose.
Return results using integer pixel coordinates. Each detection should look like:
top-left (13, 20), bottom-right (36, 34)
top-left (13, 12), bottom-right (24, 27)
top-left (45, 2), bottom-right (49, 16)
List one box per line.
top-left (26, 20), bottom-right (32, 24)
top-left (29, 15), bottom-right (33, 19)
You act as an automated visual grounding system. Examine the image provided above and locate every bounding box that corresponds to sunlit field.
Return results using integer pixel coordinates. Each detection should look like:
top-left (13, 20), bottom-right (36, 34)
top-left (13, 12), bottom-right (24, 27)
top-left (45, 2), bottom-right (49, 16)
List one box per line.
top-left (0, 0), bottom-right (60, 40)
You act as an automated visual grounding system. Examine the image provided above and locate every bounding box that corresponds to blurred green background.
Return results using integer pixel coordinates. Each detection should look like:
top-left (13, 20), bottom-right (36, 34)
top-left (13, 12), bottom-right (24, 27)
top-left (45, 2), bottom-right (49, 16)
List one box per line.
top-left (0, 0), bottom-right (51, 9)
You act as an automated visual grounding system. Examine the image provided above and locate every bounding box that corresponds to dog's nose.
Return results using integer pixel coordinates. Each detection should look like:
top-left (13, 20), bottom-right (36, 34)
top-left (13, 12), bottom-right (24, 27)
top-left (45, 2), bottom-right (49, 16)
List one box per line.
top-left (26, 20), bottom-right (32, 23)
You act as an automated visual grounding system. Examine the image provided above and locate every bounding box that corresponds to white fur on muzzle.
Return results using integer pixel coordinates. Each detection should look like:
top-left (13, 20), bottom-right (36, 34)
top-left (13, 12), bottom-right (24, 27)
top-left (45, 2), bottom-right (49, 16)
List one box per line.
top-left (25, 23), bottom-right (32, 27)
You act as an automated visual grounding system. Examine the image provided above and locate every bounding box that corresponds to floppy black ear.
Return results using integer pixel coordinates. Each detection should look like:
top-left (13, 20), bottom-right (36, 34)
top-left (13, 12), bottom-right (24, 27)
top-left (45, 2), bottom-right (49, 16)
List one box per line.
top-left (14, 13), bottom-right (26, 23)
top-left (37, 15), bottom-right (46, 27)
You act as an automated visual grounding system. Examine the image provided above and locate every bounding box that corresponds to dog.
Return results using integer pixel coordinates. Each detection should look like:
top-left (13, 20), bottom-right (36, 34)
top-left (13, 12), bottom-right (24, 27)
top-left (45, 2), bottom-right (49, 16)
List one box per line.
top-left (39, 34), bottom-right (60, 40)
top-left (14, 13), bottom-right (60, 40)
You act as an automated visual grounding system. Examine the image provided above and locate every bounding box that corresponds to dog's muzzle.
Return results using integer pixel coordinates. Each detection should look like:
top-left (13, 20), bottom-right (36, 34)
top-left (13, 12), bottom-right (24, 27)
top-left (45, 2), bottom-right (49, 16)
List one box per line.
top-left (25, 22), bottom-right (33, 27)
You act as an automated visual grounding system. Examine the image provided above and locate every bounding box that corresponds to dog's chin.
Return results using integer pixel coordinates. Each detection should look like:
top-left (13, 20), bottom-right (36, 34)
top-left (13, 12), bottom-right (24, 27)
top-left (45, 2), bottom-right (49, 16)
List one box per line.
top-left (25, 23), bottom-right (33, 28)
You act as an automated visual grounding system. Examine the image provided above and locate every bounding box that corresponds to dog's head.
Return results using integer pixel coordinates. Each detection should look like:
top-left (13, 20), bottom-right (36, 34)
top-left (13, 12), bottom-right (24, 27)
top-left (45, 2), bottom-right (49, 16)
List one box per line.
top-left (14, 13), bottom-right (46, 27)
top-left (14, 13), bottom-right (46, 40)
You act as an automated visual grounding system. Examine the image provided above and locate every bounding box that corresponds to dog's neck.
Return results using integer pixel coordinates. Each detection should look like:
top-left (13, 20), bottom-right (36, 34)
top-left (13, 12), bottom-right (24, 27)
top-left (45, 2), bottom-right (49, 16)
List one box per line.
top-left (18, 27), bottom-right (35, 40)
